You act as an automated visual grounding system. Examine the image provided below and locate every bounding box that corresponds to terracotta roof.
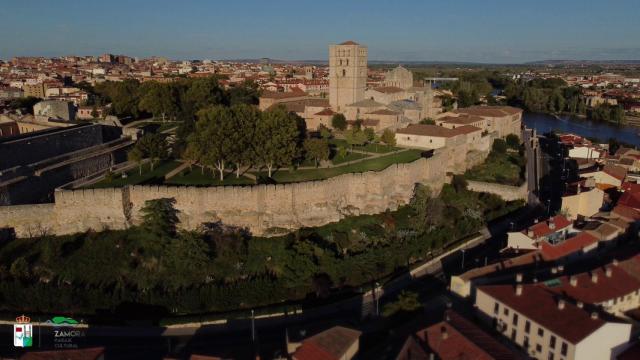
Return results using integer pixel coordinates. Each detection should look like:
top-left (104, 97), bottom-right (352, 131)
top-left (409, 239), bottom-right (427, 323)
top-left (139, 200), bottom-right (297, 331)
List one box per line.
top-left (619, 191), bottom-right (640, 210)
top-left (603, 164), bottom-right (627, 181)
top-left (544, 264), bottom-right (640, 304)
top-left (622, 181), bottom-right (640, 194)
top-left (586, 222), bottom-right (622, 240)
top-left (418, 310), bottom-right (521, 360)
top-left (451, 125), bottom-right (482, 136)
top-left (339, 40), bottom-right (360, 45)
top-left (455, 106), bottom-right (522, 118)
top-left (372, 86), bottom-right (404, 94)
top-left (314, 108), bottom-right (335, 116)
top-left (347, 98), bottom-right (384, 108)
top-left (293, 326), bottom-right (361, 360)
top-left (396, 124), bottom-right (460, 138)
top-left (528, 215), bottom-right (572, 238)
top-left (20, 347), bottom-right (105, 360)
top-left (440, 115), bottom-right (485, 125)
top-left (367, 108), bottom-right (400, 115)
top-left (260, 89), bottom-right (307, 99)
top-left (459, 250), bottom-right (541, 282)
top-left (613, 205), bottom-right (640, 221)
top-left (540, 232), bottom-right (598, 261)
top-left (395, 336), bottom-right (430, 360)
top-left (478, 284), bottom-right (606, 344)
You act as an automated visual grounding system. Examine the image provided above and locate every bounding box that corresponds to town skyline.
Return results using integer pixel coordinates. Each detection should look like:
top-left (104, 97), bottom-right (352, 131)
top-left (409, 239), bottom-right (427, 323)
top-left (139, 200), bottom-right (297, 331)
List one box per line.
top-left (2, 0), bottom-right (640, 63)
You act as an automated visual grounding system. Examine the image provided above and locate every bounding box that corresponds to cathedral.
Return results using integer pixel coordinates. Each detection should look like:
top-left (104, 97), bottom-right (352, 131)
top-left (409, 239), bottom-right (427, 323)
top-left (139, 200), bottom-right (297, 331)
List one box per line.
top-left (261, 41), bottom-right (444, 132)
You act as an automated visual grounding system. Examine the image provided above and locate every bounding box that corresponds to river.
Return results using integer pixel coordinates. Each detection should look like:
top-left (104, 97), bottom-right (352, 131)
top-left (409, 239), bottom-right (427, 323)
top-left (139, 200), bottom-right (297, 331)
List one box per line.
top-left (523, 112), bottom-right (640, 147)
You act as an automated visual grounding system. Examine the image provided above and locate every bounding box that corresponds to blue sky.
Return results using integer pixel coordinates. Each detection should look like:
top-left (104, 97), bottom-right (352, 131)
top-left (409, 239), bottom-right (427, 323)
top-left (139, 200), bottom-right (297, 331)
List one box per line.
top-left (1, 0), bottom-right (638, 63)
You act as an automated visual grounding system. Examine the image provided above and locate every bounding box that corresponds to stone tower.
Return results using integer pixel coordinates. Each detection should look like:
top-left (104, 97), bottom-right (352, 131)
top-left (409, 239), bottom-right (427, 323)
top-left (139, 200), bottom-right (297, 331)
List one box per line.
top-left (329, 41), bottom-right (367, 112)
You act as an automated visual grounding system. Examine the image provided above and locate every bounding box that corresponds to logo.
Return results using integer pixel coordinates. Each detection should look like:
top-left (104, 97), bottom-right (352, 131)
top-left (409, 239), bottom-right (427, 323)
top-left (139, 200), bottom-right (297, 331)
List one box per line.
top-left (13, 315), bottom-right (33, 348)
top-left (47, 316), bottom-right (85, 349)
top-left (45, 316), bottom-right (79, 326)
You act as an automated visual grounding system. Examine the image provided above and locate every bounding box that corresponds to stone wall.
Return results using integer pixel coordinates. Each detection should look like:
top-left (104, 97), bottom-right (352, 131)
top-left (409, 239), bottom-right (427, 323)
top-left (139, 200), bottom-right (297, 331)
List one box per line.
top-left (1, 147), bottom-right (492, 238)
top-left (466, 180), bottom-right (527, 201)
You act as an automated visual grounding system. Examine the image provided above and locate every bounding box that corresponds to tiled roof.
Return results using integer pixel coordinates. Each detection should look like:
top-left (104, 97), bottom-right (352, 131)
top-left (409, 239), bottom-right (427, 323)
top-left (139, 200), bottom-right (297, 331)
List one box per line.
top-left (293, 326), bottom-right (361, 360)
top-left (540, 232), bottom-right (598, 261)
top-left (612, 205), bottom-right (640, 221)
top-left (478, 284), bottom-right (606, 344)
top-left (314, 108), bottom-right (335, 116)
top-left (621, 181), bottom-right (640, 194)
top-left (395, 336), bottom-right (430, 360)
top-left (528, 215), bottom-right (572, 238)
top-left (339, 40), bottom-right (360, 45)
top-left (347, 98), bottom-right (384, 108)
top-left (618, 191), bottom-right (640, 210)
top-left (418, 310), bottom-right (521, 360)
top-left (455, 106), bottom-right (522, 118)
top-left (367, 108), bottom-right (400, 115)
top-left (603, 164), bottom-right (627, 181)
top-left (372, 86), bottom-right (404, 94)
top-left (440, 115), bottom-right (485, 125)
top-left (451, 125), bottom-right (482, 136)
top-left (544, 264), bottom-right (640, 304)
top-left (396, 124), bottom-right (459, 138)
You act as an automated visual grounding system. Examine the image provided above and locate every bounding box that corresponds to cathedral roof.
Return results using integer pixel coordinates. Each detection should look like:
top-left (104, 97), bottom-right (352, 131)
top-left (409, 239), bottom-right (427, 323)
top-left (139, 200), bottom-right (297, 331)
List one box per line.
top-left (346, 98), bottom-right (384, 108)
top-left (339, 40), bottom-right (359, 45)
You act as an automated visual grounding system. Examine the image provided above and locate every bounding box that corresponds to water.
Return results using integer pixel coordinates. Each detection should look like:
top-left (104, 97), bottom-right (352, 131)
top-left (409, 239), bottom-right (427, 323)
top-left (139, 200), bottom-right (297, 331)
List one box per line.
top-left (523, 112), bottom-right (640, 147)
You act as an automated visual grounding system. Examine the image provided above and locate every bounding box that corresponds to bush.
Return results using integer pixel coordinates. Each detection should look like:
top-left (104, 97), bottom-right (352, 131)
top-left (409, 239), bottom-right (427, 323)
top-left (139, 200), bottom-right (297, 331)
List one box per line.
top-left (492, 139), bottom-right (507, 154)
top-left (331, 113), bottom-right (347, 131)
top-left (506, 134), bottom-right (520, 149)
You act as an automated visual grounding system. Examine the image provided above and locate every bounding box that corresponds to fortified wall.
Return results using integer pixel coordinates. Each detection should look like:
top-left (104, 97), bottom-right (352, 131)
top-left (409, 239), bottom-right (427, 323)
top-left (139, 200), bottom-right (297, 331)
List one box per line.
top-left (1, 144), bottom-right (491, 238)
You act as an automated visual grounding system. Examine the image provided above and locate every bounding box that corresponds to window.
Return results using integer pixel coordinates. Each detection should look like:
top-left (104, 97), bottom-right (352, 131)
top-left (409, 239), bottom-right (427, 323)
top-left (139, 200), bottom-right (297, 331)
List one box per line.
top-left (504, 308), bottom-right (509, 316)
top-left (342, 69), bottom-right (346, 77)
top-left (511, 329), bottom-right (516, 341)
top-left (561, 342), bottom-right (568, 356)
top-left (548, 352), bottom-right (554, 360)
top-left (524, 336), bottom-right (530, 349)
top-left (525, 320), bottom-right (531, 333)
top-left (536, 344), bottom-right (542, 353)
top-left (550, 335), bottom-right (556, 348)
top-left (512, 313), bottom-right (519, 326)
top-left (538, 328), bottom-right (544, 337)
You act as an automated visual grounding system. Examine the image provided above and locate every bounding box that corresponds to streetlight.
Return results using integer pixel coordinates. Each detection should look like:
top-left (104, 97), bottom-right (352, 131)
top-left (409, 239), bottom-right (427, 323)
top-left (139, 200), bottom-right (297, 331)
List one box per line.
top-left (251, 309), bottom-right (255, 343)
top-left (461, 249), bottom-right (466, 270)
top-left (375, 282), bottom-right (380, 317)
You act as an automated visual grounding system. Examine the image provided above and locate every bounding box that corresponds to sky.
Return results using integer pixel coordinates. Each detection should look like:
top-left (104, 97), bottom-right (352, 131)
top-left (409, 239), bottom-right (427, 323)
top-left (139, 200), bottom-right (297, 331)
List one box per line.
top-left (1, 0), bottom-right (639, 63)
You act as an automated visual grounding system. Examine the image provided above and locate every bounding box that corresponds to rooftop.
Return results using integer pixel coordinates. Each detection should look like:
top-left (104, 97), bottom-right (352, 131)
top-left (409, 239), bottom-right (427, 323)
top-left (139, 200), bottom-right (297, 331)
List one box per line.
top-left (396, 124), bottom-right (460, 138)
top-left (293, 326), bottom-right (361, 360)
top-left (478, 284), bottom-right (606, 344)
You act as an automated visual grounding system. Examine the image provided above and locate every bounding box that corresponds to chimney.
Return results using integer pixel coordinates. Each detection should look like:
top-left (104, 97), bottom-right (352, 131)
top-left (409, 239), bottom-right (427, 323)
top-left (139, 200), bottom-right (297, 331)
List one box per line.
top-left (551, 267), bottom-right (558, 274)
top-left (591, 273), bottom-right (598, 283)
top-left (613, 259), bottom-right (619, 266)
top-left (527, 229), bottom-right (534, 238)
top-left (577, 301), bottom-right (584, 308)
top-left (549, 219), bottom-right (556, 230)
top-left (558, 265), bottom-right (565, 273)
top-left (441, 326), bottom-right (448, 340)
top-left (605, 267), bottom-right (613, 278)
top-left (534, 218), bottom-right (539, 224)
top-left (591, 312), bottom-right (598, 320)
top-left (516, 273), bottom-right (523, 283)
top-left (570, 276), bottom-right (578, 287)
top-left (516, 284), bottom-right (523, 296)
top-left (558, 299), bottom-right (566, 310)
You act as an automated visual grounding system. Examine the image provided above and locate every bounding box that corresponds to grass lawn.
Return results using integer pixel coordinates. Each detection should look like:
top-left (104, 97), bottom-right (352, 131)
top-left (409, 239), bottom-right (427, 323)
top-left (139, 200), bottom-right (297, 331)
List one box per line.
top-left (166, 167), bottom-right (254, 186)
top-left (89, 161), bottom-right (181, 188)
top-left (359, 143), bottom-right (400, 153)
top-left (254, 149), bottom-right (423, 184)
top-left (331, 151), bottom-right (369, 165)
top-left (464, 151), bottom-right (525, 186)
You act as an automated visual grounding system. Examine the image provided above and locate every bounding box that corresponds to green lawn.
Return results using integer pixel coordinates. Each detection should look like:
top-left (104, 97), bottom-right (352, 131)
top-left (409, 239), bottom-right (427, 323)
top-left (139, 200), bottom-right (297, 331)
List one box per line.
top-left (359, 143), bottom-right (400, 153)
top-left (331, 151), bottom-right (370, 165)
top-left (464, 151), bottom-right (525, 186)
top-left (89, 161), bottom-right (181, 188)
top-left (254, 149), bottom-right (423, 184)
top-left (166, 167), bottom-right (254, 186)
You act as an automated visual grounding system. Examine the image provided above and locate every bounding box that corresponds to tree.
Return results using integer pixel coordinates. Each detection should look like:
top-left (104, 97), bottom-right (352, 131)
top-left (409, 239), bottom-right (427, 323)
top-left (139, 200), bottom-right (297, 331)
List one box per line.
top-left (304, 138), bottom-right (330, 167)
top-left (138, 82), bottom-right (179, 121)
top-left (380, 129), bottom-right (396, 146)
top-left (184, 77), bottom-right (226, 110)
top-left (410, 185), bottom-right (445, 232)
top-left (505, 134), bottom-right (520, 149)
top-left (492, 139), bottom-right (507, 154)
top-left (227, 80), bottom-right (260, 106)
top-left (136, 133), bottom-right (169, 171)
top-left (7, 97), bottom-right (40, 114)
top-left (382, 291), bottom-right (421, 317)
top-left (452, 175), bottom-right (468, 193)
top-left (331, 113), bottom-right (347, 131)
top-left (364, 127), bottom-right (375, 142)
top-left (345, 128), bottom-right (367, 150)
top-left (140, 198), bottom-right (180, 237)
top-left (318, 124), bottom-right (332, 140)
top-left (228, 104), bottom-right (260, 177)
top-left (255, 107), bottom-right (302, 177)
top-left (127, 147), bottom-right (144, 175)
top-left (192, 107), bottom-right (235, 180)
top-left (419, 118), bottom-right (435, 125)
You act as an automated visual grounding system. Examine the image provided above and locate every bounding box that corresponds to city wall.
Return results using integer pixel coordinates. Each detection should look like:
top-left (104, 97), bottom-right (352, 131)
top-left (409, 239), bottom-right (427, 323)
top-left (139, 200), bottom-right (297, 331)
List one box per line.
top-left (1, 146), bottom-right (491, 238)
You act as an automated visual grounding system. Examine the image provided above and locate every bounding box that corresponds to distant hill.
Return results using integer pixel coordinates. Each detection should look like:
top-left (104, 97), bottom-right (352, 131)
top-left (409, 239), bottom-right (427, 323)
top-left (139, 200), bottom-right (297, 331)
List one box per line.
top-left (526, 59), bottom-right (640, 65)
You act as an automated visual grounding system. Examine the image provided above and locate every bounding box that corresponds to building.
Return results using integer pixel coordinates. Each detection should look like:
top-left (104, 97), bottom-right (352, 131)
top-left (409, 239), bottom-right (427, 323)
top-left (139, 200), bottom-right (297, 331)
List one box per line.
top-left (291, 326), bottom-right (361, 360)
top-left (22, 82), bottom-right (46, 98)
top-left (581, 164), bottom-right (627, 188)
top-left (383, 65), bottom-right (413, 90)
top-left (329, 41), bottom-right (367, 111)
top-left (0, 86), bottom-right (24, 99)
top-left (398, 310), bottom-right (524, 359)
top-left (476, 284), bottom-right (632, 360)
top-left (395, 124), bottom-right (470, 150)
top-left (450, 106), bottom-right (523, 138)
top-left (0, 119), bottom-right (20, 138)
top-left (33, 100), bottom-right (77, 121)
top-left (561, 182), bottom-right (605, 220)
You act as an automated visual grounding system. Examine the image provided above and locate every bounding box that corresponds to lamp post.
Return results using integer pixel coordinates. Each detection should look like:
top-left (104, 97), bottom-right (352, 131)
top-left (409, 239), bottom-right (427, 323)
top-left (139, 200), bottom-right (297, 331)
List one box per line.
top-left (461, 249), bottom-right (466, 270)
